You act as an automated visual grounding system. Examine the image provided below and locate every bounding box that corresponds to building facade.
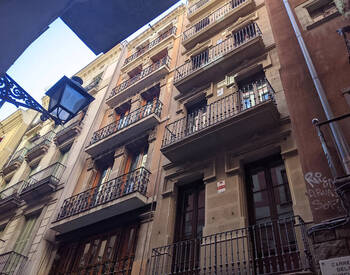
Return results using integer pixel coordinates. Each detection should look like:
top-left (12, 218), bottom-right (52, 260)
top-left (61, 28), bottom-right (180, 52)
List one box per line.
top-left (265, 0), bottom-right (350, 269)
top-left (148, 0), bottom-right (315, 274)
top-left (48, 6), bottom-right (186, 275)
top-left (1, 1), bottom-right (349, 275)
top-left (0, 41), bottom-right (123, 275)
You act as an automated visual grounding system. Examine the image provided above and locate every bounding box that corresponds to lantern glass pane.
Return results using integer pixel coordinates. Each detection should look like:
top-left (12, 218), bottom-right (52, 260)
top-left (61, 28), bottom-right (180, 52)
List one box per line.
top-left (48, 86), bottom-right (63, 111)
top-left (50, 106), bottom-right (70, 122)
top-left (61, 84), bottom-right (86, 113)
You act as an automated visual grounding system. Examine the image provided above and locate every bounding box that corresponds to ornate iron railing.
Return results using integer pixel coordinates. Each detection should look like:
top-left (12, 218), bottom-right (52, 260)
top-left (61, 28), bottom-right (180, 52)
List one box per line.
top-left (183, 0), bottom-right (248, 41)
top-left (84, 75), bottom-right (102, 91)
top-left (124, 27), bottom-right (177, 65)
top-left (26, 131), bottom-right (55, 155)
top-left (20, 162), bottom-right (66, 194)
top-left (0, 251), bottom-right (27, 275)
top-left (56, 167), bottom-right (150, 221)
top-left (163, 78), bottom-right (274, 148)
top-left (0, 182), bottom-right (22, 201)
top-left (188, 0), bottom-right (210, 15)
top-left (53, 257), bottom-right (135, 275)
top-left (109, 55), bottom-right (170, 99)
top-left (2, 148), bottom-right (28, 169)
top-left (89, 98), bottom-right (163, 145)
top-left (149, 216), bottom-right (313, 275)
top-left (176, 22), bottom-right (261, 83)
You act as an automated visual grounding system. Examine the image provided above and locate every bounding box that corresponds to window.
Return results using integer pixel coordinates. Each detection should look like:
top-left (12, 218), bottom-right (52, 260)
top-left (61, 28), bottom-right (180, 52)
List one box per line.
top-left (175, 180), bottom-right (205, 241)
top-left (13, 214), bottom-right (39, 254)
top-left (115, 102), bottom-right (131, 130)
top-left (245, 156), bottom-right (298, 274)
top-left (186, 99), bottom-right (207, 134)
top-left (237, 71), bottom-right (269, 110)
top-left (191, 49), bottom-right (209, 70)
top-left (307, 0), bottom-right (338, 22)
top-left (49, 224), bottom-right (139, 274)
top-left (194, 16), bottom-right (210, 32)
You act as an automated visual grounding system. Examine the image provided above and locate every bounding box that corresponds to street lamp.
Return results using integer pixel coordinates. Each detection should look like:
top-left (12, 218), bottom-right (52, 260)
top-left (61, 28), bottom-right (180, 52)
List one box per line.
top-left (0, 73), bottom-right (94, 125)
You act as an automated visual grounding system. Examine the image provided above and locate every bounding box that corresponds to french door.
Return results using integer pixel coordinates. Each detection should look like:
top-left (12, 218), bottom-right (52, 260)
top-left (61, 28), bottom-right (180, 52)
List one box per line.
top-left (173, 181), bottom-right (205, 274)
top-left (50, 224), bottom-right (138, 275)
top-left (246, 156), bottom-right (299, 274)
top-left (123, 145), bottom-right (148, 194)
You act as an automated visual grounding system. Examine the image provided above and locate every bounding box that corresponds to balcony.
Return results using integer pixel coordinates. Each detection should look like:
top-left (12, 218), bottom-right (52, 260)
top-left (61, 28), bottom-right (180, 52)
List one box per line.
top-left (19, 162), bottom-right (66, 203)
top-left (175, 23), bottom-right (264, 93)
top-left (106, 56), bottom-right (170, 107)
top-left (0, 251), bottom-right (27, 275)
top-left (52, 168), bottom-right (150, 233)
top-left (188, 0), bottom-right (210, 17)
top-left (25, 131), bottom-right (54, 166)
top-left (162, 79), bottom-right (279, 162)
top-left (0, 148), bottom-right (27, 181)
top-left (183, 0), bottom-right (254, 50)
top-left (149, 216), bottom-right (314, 275)
top-left (84, 75), bottom-right (102, 92)
top-left (86, 99), bottom-right (163, 157)
top-left (0, 182), bottom-right (22, 213)
top-left (123, 27), bottom-right (177, 68)
top-left (54, 120), bottom-right (81, 152)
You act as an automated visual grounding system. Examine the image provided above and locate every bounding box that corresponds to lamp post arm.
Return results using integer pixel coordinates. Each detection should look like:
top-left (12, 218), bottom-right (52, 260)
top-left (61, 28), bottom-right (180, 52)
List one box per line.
top-left (0, 73), bottom-right (60, 124)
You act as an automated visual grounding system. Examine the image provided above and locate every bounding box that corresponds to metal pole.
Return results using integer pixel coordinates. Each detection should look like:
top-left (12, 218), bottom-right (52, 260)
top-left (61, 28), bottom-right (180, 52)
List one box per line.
top-left (283, 0), bottom-right (350, 175)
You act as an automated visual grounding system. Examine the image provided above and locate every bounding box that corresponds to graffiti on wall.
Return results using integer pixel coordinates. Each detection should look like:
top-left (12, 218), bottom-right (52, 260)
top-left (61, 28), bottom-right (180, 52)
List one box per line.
top-left (304, 172), bottom-right (343, 213)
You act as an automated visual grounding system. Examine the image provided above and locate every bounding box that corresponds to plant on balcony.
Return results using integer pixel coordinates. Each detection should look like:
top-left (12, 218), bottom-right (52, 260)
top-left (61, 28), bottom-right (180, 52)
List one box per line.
top-left (334, 0), bottom-right (350, 17)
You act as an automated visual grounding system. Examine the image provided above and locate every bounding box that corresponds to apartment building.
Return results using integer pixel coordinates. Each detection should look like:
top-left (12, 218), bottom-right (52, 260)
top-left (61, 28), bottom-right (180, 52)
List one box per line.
top-left (265, 0), bottom-right (350, 269)
top-left (0, 43), bottom-right (124, 274)
top-left (147, 0), bottom-right (316, 274)
top-left (47, 7), bottom-right (186, 274)
top-left (0, 109), bottom-right (36, 169)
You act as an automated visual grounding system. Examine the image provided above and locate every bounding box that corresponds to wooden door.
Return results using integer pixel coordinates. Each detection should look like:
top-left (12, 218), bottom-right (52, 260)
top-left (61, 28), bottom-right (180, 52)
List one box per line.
top-left (246, 156), bottom-right (298, 274)
top-left (173, 181), bottom-right (205, 274)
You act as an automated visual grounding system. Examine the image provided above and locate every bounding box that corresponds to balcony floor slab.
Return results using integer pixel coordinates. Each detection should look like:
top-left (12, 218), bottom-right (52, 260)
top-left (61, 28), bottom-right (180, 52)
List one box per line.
top-left (52, 192), bottom-right (148, 234)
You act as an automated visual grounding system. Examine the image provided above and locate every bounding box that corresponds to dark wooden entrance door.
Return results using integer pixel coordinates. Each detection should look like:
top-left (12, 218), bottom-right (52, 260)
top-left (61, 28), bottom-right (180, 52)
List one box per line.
top-left (246, 156), bottom-right (299, 274)
top-left (173, 181), bottom-right (205, 274)
top-left (49, 224), bottom-right (138, 275)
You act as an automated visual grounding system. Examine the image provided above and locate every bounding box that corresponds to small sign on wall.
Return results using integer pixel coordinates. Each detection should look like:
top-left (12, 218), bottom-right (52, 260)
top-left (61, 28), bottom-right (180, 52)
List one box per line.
top-left (320, 256), bottom-right (350, 275)
top-left (217, 180), bottom-right (226, 193)
top-left (217, 88), bottom-right (224, 97)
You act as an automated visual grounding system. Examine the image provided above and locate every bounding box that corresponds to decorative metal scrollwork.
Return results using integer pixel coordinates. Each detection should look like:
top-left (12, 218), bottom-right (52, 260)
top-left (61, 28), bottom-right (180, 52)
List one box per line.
top-left (0, 73), bottom-right (57, 123)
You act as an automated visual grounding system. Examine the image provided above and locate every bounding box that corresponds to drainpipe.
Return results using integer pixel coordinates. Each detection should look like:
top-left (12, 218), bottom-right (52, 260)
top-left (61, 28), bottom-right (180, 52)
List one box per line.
top-left (283, 0), bottom-right (350, 175)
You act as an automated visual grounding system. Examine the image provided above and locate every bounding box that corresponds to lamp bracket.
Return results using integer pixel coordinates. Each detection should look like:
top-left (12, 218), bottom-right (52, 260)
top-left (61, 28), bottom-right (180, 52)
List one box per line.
top-left (0, 73), bottom-right (60, 124)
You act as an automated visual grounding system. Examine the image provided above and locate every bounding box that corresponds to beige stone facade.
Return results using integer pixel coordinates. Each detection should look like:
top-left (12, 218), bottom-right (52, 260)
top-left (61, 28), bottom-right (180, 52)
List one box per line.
top-left (0, 1), bottom-right (332, 274)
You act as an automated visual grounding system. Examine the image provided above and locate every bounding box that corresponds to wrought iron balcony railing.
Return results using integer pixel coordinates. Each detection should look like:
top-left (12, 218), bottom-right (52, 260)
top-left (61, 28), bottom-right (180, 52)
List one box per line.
top-left (163, 78), bottom-right (274, 148)
top-left (109, 55), bottom-right (170, 99)
top-left (124, 27), bottom-right (177, 66)
top-left (84, 76), bottom-right (102, 91)
top-left (55, 257), bottom-right (135, 275)
top-left (89, 98), bottom-right (163, 145)
top-left (188, 0), bottom-right (210, 16)
top-left (183, 0), bottom-right (248, 41)
top-left (0, 251), bottom-right (27, 275)
top-left (149, 216), bottom-right (314, 275)
top-left (20, 162), bottom-right (66, 194)
top-left (56, 167), bottom-right (150, 221)
top-left (0, 182), bottom-right (22, 201)
top-left (26, 131), bottom-right (55, 156)
top-left (176, 22), bottom-right (261, 83)
top-left (1, 148), bottom-right (27, 173)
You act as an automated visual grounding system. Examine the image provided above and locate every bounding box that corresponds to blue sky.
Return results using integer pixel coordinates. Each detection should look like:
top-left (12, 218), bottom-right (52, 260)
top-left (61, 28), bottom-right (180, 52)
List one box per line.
top-left (1, 0), bottom-right (185, 121)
